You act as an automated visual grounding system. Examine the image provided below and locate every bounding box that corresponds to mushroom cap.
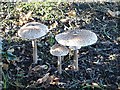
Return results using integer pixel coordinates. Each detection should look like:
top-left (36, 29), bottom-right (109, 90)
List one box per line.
top-left (18, 22), bottom-right (48, 39)
top-left (50, 44), bottom-right (69, 56)
top-left (55, 29), bottom-right (97, 47)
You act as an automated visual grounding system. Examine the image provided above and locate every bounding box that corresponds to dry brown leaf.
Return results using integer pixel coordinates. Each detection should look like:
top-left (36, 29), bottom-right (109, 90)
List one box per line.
top-left (49, 21), bottom-right (58, 30)
top-left (67, 10), bottom-right (76, 17)
top-left (18, 11), bottom-right (34, 25)
top-left (30, 65), bottom-right (48, 72)
top-left (65, 65), bottom-right (74, 70)
top-left (60, 17), bottom-right (70, 23)
top-left (107, 10), bottom-right (116, 17)
top-left (92, 83), bottom-right (99, 87)
top-left (116, 37), bottom-right (120, 42)
top-left (37, 73), bottom-right (50, 84)
top-left (3, 63), bottom-right (9, 70)
top-left (31, 65), bottom-right (41, 72)
top-left (25, 11), bottom-right (33, 20)
top-left (49, 75), bottom-right (59, 85)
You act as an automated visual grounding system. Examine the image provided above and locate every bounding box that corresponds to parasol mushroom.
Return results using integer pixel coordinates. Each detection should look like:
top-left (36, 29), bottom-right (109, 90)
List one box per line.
top-left (18, 22), bottom-right (48, 63)
top-left (55, 29), bottom-right (97, 71)
top-left (50, 44), bottom-right (69, 74)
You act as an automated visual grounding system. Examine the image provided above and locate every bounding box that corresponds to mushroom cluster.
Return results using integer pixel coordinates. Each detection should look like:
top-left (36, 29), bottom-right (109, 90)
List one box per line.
top-left (18, 22), bottom-right (49, 63)
top-left (18, 21), bottom-right (97, 74)
top-left (55, 28), bottom-right (98, 71)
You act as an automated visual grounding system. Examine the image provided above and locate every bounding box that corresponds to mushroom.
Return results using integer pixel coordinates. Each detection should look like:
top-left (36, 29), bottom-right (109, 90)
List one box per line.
top-left (50, 44), bottom-right (69, 74)
top-left (55, 29), bottom-right (97, 71)
top-left (18, 22), bottom-right (48, 63)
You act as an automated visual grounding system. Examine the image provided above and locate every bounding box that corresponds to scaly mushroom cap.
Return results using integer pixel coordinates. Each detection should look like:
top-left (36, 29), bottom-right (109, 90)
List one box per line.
top-left (50, 44), bottom-right (69, 56)
top-left (55, 29), bottom-right (97, 47)
top-left (18, 22), bottom-right (48, 39)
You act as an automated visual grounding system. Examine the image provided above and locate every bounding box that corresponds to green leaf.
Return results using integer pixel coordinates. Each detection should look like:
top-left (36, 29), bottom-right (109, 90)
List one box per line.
top-left (1, 51), bottom-right (17, 61)
top-left (49, 36), bottom-right (55, 46)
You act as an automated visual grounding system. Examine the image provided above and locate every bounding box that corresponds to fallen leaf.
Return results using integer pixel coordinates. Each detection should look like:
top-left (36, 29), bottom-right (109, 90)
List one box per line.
top-left (37, 73), bottom-right (50, 84)
top-left (60, 17), bottom-right (70, 23)
top-left (49, 21), bottom-right (58, 30)
top-left (67, 10), bottom-right (76, 17)
top-left (25, 11), bottom-right (33, 20)
top-left (107, 9), bottom-right (116, 17)
top-left (18, 11), bottom-right (34, 25)
top-left (49, 75), bottom-right (59, 85)
top-left (3, 63), bottom-right (9, 70)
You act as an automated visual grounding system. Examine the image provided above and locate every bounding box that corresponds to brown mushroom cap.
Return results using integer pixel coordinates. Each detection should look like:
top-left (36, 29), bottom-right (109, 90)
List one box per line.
top-left (50, 44), bottom-right (69, 56)
top-left (18, 22), bottom-right (48, 39)
top-left (55, 29), bottom-right (97, 47)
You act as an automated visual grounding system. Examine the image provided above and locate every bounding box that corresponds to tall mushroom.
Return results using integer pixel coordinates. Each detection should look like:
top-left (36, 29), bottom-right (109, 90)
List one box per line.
top-left (55, 29), bottom-right (97, 71)
top-left (18, 22), bottom-right (48, 63)
top-left (50, 44), bottom-right (69, 74)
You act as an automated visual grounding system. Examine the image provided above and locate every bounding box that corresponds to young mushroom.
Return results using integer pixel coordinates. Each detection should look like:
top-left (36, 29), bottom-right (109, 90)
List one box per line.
top-left (50, 44), bottom-right (69, 74)
top-left (18, 22), bottom-right (48, 63)
top-left (55, 29), bottom-right (97, 71)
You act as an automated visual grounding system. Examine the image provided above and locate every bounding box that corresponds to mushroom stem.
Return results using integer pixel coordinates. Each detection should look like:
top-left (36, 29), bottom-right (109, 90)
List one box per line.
top-left (32, 39), bottom-right (37, 63)
top-left (73, 49), bottom-right (79, 71)
top-left (58, 56), bottom-right (62, 74)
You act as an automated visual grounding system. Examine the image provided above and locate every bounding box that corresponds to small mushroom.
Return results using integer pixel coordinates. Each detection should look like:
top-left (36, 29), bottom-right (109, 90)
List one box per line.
top-left (55, 29), bottom-right (97, 71)
top-left (50, 44), bottom-right (69, 74)
top-left (18, 22), bottom-right (48, 63)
